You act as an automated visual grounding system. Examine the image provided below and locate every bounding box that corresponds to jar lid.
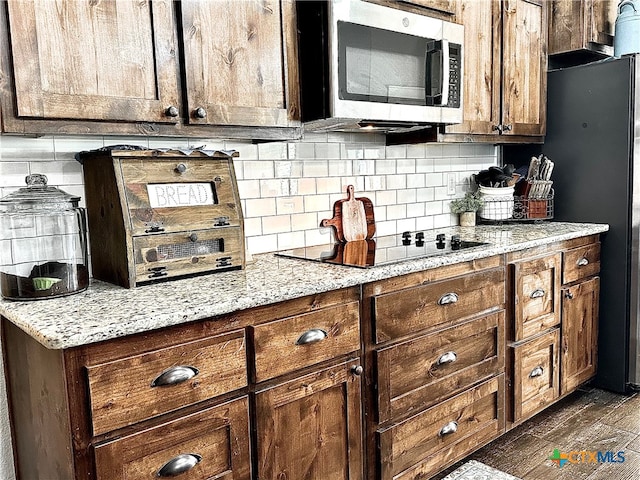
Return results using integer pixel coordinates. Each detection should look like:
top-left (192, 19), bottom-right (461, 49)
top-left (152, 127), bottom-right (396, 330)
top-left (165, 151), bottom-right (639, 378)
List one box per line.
top-left (0, 174), bottom-right (80, 211)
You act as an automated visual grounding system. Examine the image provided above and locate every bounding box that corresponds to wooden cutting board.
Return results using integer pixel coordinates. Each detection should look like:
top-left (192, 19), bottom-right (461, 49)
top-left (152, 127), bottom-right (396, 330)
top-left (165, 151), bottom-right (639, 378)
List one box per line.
top-left (321, 185), bottom-right (375, 242)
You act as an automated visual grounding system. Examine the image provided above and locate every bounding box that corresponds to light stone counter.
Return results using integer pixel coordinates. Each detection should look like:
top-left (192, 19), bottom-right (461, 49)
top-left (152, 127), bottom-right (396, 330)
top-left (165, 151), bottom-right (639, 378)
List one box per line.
top-left (0, 222), bottom-right (608, 349)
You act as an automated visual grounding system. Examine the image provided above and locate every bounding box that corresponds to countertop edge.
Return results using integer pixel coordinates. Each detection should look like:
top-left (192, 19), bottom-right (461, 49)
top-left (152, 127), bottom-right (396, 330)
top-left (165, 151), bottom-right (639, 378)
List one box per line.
top-left (0, 223), bottom-right (609, 349)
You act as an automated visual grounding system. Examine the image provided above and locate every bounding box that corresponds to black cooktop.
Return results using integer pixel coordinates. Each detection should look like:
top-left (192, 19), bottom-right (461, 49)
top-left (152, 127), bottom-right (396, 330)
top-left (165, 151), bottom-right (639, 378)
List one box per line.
top-left (275, 231), bottom-right (490, 268)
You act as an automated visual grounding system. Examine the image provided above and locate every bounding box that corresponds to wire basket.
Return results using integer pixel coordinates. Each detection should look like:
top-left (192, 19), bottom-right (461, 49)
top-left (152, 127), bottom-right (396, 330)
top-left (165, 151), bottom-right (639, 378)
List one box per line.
top-left (478, 191), bottom-right (554, 223)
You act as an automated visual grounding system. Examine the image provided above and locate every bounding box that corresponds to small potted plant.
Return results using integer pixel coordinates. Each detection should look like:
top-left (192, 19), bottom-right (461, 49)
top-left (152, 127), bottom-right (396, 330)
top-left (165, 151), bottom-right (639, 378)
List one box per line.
top-left (450, 191), bottom-right (483, 226)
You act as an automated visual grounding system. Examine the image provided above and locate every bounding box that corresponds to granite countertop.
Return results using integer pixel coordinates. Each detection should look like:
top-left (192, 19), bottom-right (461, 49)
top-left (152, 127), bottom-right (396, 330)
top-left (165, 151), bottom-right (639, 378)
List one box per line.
top-left (0, 222), bottom-right (608, 350)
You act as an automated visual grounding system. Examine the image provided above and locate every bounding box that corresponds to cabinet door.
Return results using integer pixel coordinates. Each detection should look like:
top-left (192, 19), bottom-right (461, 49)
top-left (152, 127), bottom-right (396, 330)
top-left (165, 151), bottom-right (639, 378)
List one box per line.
top-left (180, 0), bottom-right (300, 128)
top-left (5, 0), bottom-right (179, 123)
top-left (444, 0), bottom-right (502, 136)
top-left (501, 0), bottom-right (547, 136)
top-left (511, 254), bottom-right (561, 341)
top-left (561, 277), bottom-right (599, 394)
top-left (548, 0), bottom-right (616, 55)
top-left (255, 359), bottom-right (363, 480)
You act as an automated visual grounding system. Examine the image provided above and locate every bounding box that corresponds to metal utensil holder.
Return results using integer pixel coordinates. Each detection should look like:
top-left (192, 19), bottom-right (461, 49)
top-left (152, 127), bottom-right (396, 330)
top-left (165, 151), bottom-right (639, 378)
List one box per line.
top-left (478, 189), bottom-right (554, 223)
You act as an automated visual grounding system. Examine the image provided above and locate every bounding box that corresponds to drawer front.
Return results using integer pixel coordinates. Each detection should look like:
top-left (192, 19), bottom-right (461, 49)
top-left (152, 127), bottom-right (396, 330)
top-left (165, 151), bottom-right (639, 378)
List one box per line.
top-left (87, 329), bottom-right (248, 435)
top-left (373, 267), bottom-right (505, 343)
top-left (512, 329), bottom-right (560, 422)
top-left (512, 254), bottom-right (561, 341)
top-left (252, 301), bottom-right (360, 382)
top-left (563, 242), bottom-right (601, 284)
top-left (377, 311), bottom-right (505, 424)
top-left (120, 158), bottom-right (242, 236)
top-left (94, 396), bottom-right (251, 480)
top-left (378, 375), bottom-right (505, 480)
top-left (133, 226), bottom-right (244, 282)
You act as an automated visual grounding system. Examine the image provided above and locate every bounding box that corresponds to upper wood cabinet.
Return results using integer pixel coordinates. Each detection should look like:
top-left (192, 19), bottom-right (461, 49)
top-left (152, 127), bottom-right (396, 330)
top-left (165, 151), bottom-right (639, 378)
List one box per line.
top-left (179, 0), bottom-right (299, 128)
top-left (548, 0), bottom-right (617, 59)
top-left (5, 0), bottom-right (180, 124)
top-left (0, 0), bottom-right (300, 139)
top-left (441, 0), bottom-right (547, 142)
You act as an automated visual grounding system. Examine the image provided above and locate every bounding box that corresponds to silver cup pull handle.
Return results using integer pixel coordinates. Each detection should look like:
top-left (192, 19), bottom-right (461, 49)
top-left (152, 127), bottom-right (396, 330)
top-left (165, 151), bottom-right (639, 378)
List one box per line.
top-left (439, 421), bottom-right (458, 436)
top-left (577, 257), bottom-right (589, 266)
top-left (151, 366), bottom-right (199, 388)
top-left (438, 292), bottom-right (459, 305)
top-left (436, 351), bottom-right (458, 366)
top-left (530, 288), bottom-right (545, 299)
top-left (156, 453), bottom-right (202, 477)
top-left (529, 366), bottom-right (544, 378)
top-left (296, 328), bottom-right (328, 345)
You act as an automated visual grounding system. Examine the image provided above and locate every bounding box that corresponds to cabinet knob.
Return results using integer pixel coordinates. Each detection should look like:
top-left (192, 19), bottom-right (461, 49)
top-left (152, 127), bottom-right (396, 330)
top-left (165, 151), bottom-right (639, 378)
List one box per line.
top-left (439, 421), bottom-right (458, 436)
top-left (157, 453), bottom-right (202, 477)
top-left (565, 291), bottom-right (574, 300)
top-left (577, 257), bottom-right (589, 266)
top-left (165, 106), bottom-right (179, 117)
top-left (295, 328), bottom-right (328, 345)
top-left (175, 163), bottom-right (187, 174)
top-left (351, 365), bottom-right (364, 376)
top-left (529, 366), bottom-right (544, 378)
top-left (188, 233), bottom-right (198, 242)
top-left (503, 124), bottom-right (513, 132)
top-left (151, 365), bottom-right (199, 387)
top-left (194, 107), bottom-right (207, 119)
top-left (436, 351), bottom-right (458, 366)
top-left (530, 288), bottom-right (545, 299)
top-left (438, 292), bottom-right (459, 306)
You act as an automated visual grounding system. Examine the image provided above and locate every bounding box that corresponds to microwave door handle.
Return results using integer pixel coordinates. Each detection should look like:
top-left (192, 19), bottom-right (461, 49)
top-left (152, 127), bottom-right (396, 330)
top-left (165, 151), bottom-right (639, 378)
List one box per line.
top-left (439, 39), bottom-right (450, 106)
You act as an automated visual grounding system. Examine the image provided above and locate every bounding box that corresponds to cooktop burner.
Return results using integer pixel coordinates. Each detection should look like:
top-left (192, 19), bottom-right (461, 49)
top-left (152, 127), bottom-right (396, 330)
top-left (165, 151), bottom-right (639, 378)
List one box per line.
top-left (275, 231), bottom-right (490, 268)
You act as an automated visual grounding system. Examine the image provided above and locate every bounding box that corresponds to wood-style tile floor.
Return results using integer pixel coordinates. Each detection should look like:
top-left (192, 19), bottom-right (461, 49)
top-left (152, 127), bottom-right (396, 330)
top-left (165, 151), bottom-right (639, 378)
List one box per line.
top-left (433, 386), bottom-right (640, 479)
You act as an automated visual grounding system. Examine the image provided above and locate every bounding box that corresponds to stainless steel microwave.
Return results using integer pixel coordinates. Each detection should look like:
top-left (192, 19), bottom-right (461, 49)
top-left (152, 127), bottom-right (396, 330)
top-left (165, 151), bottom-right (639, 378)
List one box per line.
top-left (296, 0), bottom-right (464, 133)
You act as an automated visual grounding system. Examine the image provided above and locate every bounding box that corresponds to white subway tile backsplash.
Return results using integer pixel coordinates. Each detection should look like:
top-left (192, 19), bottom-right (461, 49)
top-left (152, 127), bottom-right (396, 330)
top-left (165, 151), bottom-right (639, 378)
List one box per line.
top-left (261, 215), bottom-right (291, 235)
top-left (245, 198), bottom-right (277, 217)
top-left (243, 160), bottom-right (275, 179)
top-left (304, 194), bottom-right (332, 212)
top-left (328, 159), bottom-right (353, 176)
top-left (386, 174), bottom-right (406, 190)
top-left (0, 132), bottom-right (498, 256)
top-left (385, 144), bottom-right (406, 159)
top-left (258, 142), bottom-right (287, 160)
top-left (237, 180), bottom-right (261, 199)
top-left (276, 196), bottom-right (305, 215)
top-left (302, 160), bottom-right (329, 177)
top-left (315, 143), bottom-right (341, 160)
top-left (0, 162), bottom-right (29, 187)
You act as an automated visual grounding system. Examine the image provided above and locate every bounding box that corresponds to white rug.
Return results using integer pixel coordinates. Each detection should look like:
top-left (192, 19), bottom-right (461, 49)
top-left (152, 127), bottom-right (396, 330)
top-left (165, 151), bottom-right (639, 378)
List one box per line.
top-left (441, 460), bottom-right (522, 480)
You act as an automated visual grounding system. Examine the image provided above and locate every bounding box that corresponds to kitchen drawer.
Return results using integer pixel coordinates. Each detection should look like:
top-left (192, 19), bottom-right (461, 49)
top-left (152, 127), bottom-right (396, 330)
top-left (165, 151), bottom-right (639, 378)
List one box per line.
top-left (563, 242), bottom-right (601, 284)
top-left (133, 226), bottom-right (244, 281)
top-left (94, 396), bottom-right (251, 480)
top-left (373, 267), bottom-right (505, 343)
top-left (86, 329), bottom-right (247, 435)
top-left (376, 311), bottom-right (505, 424)
top-left (377, 375), bottom-right (505, 480)
top-left (120, 157), bottom-right (242, 236)
top-left (251, 301), bottom-right (360, 382)
top-left (511, 329), bottom-right (560, 422)
top-left (512, 254), bottom-right (561, 341)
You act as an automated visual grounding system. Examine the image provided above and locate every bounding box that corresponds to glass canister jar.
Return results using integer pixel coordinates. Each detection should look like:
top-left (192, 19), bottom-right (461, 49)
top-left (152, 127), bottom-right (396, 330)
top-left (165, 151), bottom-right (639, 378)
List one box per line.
top-left (0, 174), bottom-right (89, 300)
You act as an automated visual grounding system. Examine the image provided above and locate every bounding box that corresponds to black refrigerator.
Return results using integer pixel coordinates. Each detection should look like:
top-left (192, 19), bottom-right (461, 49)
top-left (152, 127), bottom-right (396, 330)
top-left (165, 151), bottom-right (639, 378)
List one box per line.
top-left (505, 54), bottom-right (640, 393)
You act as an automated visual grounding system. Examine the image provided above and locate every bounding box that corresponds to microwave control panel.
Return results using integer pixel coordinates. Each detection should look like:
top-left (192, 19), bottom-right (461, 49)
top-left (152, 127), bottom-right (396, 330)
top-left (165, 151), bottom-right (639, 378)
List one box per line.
top-left (448, 43), bottom-right (462, 108)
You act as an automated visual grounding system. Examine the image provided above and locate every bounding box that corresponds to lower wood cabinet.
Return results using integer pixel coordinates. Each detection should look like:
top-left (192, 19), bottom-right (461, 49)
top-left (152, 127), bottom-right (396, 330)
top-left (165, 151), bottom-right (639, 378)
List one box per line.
top-left (561, 276), bottom-right (600, 394)
top-left (255, 358), bottom-right (364, 480)
top-left (1, 235), bottom-right (603, 480)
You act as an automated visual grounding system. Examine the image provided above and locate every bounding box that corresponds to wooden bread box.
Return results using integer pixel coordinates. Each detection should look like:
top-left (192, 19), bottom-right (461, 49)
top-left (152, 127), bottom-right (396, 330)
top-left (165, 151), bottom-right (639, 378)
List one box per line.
top-left (78, 148), bottom-right (245, 287)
